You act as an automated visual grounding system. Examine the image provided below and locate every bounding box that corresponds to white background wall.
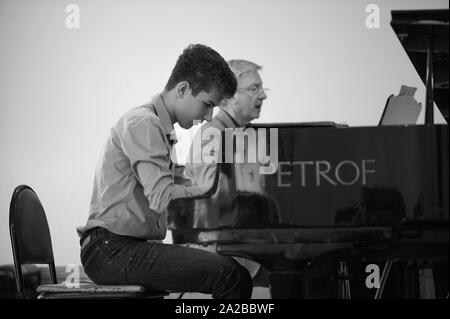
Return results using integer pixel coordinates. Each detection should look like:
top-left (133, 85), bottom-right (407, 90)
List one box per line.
top-left (0, 0), bottom-right (447, 266)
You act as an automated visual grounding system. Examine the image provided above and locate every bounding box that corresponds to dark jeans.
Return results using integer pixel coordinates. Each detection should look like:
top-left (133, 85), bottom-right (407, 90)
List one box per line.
top-left (80, 227), bottom-right (252, 299)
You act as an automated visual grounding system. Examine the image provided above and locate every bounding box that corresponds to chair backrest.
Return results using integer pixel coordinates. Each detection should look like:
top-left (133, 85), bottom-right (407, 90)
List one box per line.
top-left (9, 185), bottom-right (57, 298)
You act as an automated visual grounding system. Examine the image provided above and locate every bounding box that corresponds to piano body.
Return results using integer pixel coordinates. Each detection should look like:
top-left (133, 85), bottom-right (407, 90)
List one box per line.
top-left (168, 10), bottom-right (449, 298)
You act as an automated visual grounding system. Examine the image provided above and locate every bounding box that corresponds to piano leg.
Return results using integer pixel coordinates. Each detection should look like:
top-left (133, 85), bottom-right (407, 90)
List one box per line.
top-left (374, 260), bottom-right (394, 299)
top-left (418, 261), bottom-right (436, 299)
top-left (402, 260), bottom-right (439, 299)
top-left (337, 261), bottom-right (351, 299)
top-left (403, 261), bottom-right (418, 298)
top-left (268, 262), bottom-right (354, 299)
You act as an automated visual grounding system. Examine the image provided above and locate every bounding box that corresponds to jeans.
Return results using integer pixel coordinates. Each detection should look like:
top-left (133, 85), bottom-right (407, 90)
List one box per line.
top-left (80, 227), bottom-right (252, 299)
top-left (185, 243), bottom-right (269, 287)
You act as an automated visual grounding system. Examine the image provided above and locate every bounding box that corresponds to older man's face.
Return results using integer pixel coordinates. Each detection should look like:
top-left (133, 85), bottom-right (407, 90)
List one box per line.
top-left (235, 71), bottom-right (267, 123)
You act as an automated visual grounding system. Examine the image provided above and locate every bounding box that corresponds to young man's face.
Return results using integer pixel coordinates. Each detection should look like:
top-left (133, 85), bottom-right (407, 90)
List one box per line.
top-left (177, 86), bottom-right (223, 129)
top-left (235, 72), bottom-right (267, 123)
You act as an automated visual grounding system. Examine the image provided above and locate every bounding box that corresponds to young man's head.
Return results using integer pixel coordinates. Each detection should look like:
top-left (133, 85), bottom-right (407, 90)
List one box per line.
top-left (164, 44), bottom-right (237, 129)
top-left (222, 60), bottom-right (267, 124)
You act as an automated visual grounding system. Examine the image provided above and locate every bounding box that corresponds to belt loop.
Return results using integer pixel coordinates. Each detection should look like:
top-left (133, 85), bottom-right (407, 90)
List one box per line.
top-left (80, 227), bottom-right (97, 246)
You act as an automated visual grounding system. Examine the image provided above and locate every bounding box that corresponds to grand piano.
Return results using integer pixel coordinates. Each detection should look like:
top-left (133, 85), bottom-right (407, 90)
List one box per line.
top-left (168, 9), bottom-right (449, 299)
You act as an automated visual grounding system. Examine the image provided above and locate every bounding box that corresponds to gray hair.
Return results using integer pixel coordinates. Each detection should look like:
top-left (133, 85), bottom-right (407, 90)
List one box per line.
top-left (227, 59), bottom-right (262, 80)
top-left (220, 59), bottom-right (262, 108)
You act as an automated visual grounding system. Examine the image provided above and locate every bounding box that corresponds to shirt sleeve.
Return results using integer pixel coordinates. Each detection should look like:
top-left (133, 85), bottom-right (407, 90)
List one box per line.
top-left (121, 117), bottom-right (206, 214)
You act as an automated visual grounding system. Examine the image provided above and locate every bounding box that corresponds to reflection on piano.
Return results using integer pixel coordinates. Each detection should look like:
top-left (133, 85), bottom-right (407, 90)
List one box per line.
top-left (168, 9), bottom-right (449, 298)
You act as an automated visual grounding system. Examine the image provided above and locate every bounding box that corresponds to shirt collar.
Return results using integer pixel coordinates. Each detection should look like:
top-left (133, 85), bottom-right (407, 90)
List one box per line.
top-left (215, 108), bottom-right (243, 128)
top-left (150, 94), bottom-right (178, 144)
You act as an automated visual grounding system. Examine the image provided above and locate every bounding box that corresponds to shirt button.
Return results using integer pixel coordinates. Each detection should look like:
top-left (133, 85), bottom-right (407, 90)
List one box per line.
top-left (105, 240), bottom-right (109, 244)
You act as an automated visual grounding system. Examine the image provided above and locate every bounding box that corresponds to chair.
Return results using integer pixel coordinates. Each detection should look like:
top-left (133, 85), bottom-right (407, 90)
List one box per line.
top-left (9, 185), bottom-right (168, 299)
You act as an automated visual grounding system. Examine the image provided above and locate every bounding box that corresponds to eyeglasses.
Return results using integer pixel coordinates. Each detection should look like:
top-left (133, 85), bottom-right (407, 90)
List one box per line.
top-left (237, 86), bottom-right (269, 95)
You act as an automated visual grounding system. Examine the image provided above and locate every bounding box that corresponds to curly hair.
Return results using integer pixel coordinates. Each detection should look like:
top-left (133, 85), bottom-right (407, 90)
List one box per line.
top-left (165, 44), bottom-right (237, 99)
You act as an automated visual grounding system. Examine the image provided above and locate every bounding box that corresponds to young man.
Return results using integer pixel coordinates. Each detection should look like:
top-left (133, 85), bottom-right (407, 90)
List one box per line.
top-left (77, 44), bottom-right (252, 299)
top-left (184, 60), bottom-right (270, 289)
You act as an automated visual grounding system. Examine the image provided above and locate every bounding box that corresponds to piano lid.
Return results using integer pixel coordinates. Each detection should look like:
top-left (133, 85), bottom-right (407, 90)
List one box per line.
top-left (391, 9), bottom-right (449, 122)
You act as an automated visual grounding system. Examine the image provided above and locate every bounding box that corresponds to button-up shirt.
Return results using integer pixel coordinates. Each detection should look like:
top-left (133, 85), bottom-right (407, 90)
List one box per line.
top-left (77, 95), bottom-right (205, 240)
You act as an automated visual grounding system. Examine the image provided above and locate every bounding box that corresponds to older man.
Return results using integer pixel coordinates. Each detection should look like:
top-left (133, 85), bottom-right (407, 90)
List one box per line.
top-left (184, 59), bottom-right (269, 288)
